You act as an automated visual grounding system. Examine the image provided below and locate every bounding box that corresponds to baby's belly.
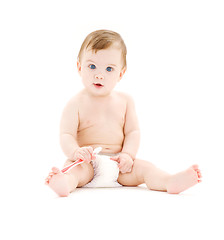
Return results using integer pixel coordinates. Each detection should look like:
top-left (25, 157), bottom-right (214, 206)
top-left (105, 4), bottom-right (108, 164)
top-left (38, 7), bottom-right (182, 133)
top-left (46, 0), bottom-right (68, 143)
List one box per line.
top-left (77, 126), bottom-right (124, 154)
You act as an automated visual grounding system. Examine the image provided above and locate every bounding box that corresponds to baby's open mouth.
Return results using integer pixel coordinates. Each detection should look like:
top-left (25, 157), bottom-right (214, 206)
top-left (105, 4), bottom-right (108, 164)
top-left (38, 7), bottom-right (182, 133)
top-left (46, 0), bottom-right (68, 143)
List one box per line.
top-left (93, 83), bottom-right (104, 87)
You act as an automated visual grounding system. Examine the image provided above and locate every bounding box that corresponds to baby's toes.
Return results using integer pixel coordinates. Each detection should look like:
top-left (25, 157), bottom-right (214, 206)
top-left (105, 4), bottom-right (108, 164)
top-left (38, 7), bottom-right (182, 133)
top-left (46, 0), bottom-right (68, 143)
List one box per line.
top-left (52, 167), bottom-right (61, 174)
top-left (196, 169), bottom-right (202, 178)
top-left (192, 164), bottom-right (199, 170)
top-left (45, 176), bottom-right (51, 185)
top-left (45, 171), bottom-right (56, 184)
top-left (45, 167), bottom-right (62, 185)
top-left (191, 165), bottom-right (202, 182)
top-left (195, 169), bottom-right (202, 182)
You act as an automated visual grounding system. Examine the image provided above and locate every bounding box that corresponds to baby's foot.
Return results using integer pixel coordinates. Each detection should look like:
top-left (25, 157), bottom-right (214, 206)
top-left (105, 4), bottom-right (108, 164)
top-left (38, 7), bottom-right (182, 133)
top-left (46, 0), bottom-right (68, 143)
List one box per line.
top-left (167, 165), bottom-right (202, 194)
top-left (45, 167), bottom-right (70, 197)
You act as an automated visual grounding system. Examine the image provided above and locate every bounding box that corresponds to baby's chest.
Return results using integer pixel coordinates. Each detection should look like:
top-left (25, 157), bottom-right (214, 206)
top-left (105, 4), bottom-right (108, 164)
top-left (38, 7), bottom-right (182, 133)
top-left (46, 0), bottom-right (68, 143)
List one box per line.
top-left (78, 104), bottom-right (126, 129)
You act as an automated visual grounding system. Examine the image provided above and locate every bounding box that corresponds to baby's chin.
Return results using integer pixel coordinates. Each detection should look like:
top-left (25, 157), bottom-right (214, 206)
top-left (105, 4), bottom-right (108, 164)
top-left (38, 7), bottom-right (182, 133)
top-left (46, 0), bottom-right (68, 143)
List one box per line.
top-left (87, 86), bottom-right (113, 97)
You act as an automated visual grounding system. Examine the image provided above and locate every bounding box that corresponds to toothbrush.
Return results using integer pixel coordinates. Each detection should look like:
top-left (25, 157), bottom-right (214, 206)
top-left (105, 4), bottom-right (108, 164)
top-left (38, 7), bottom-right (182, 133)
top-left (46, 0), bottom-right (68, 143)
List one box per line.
top-left (61, 147), bottom-right (102, 174)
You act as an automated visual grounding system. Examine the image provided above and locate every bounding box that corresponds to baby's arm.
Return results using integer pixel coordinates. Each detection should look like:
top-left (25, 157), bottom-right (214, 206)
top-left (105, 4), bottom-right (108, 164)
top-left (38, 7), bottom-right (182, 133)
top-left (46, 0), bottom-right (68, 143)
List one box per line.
top-left (60, 97), bottom-right (79, 160)
top-left (122, 94), bottom-right (140, 159)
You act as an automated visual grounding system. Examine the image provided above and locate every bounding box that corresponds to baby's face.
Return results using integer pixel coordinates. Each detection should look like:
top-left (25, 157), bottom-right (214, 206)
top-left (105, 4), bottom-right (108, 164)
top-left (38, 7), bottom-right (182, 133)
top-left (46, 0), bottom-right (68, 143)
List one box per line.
top-left (78, 46), bottom-right (125, 97)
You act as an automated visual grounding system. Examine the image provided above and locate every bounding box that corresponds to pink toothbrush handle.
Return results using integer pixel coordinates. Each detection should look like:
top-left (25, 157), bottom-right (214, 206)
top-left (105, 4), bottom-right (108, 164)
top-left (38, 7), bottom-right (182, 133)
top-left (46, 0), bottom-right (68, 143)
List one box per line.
top-left (61, 147), bottom-right (102, 174)
top-left (61, 159), bottom-right (84, 173)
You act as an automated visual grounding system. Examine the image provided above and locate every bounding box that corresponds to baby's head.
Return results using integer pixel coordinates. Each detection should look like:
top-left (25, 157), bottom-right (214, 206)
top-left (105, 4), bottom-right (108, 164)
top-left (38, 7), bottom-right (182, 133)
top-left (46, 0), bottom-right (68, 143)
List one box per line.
top-left (78, 29), bottom-right (127, 69)
top-left (77, 30), bottom-right (127, 97)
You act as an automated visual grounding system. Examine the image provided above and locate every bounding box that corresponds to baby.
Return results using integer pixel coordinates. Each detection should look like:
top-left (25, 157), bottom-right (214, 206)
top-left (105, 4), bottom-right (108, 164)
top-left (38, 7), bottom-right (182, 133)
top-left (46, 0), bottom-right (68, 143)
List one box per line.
top-left (45, 30), bottom-right (202, 197)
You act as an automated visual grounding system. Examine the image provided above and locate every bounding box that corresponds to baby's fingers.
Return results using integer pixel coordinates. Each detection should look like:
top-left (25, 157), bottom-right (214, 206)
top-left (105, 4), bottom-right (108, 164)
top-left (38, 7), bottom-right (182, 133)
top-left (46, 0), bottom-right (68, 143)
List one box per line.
top-left (86, 146), bottom-right (94, 155)
top-left (118, 163), bottom-right (127, 173)
top-left (121, 163), bottom-right (132, 173)
top-left (85, 146), bottom-right (96, 161)
top-left (82, 148), bottom-right (92, 162)
top-left (75, 152), bottom-right (86, 161)
top-left (110, 156), bottom-right (120, 162)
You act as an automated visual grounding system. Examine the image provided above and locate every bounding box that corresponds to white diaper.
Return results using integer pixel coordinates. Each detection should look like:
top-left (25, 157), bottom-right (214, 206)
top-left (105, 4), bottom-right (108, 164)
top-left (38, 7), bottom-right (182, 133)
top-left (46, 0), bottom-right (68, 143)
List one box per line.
top-left (83, 154), bottom-right (122, 188)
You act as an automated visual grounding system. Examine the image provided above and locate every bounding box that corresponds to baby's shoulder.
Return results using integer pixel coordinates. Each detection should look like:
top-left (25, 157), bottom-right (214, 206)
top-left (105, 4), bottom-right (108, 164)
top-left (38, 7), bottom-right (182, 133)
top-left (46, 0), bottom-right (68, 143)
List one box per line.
top-left (115, 91), bottom-right (135, 103)
top-left (64, 91), bottom-right (84, 109)
top-left (65, 95), bottom-right (78, 106)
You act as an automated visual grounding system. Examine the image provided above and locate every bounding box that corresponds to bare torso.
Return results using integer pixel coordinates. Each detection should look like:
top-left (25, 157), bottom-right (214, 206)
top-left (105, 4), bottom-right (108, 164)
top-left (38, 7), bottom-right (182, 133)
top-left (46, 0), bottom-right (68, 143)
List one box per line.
top-left (76, 90), bottom-right (127, 154)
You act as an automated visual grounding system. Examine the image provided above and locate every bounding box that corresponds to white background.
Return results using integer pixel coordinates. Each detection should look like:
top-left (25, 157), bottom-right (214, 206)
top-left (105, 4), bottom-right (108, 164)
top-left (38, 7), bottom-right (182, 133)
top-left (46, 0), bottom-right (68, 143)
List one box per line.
top-left (0, 0), bottom-right (223, 239)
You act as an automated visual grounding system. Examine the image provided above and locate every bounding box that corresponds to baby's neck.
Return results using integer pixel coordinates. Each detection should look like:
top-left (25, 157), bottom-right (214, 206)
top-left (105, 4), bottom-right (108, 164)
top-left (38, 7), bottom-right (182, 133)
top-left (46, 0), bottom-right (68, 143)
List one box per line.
top-left (82, 89), bottom-right (114, 101)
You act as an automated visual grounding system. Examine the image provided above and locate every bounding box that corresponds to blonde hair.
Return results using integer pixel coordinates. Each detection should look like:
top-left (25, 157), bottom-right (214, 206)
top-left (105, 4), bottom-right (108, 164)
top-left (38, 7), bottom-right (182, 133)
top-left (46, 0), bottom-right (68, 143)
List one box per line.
top-left (78, 30), bottom-right (127, 68)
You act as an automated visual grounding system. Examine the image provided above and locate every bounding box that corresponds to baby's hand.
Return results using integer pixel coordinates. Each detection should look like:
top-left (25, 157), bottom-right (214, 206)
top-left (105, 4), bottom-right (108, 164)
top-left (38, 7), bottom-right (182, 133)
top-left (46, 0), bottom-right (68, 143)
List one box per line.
top-left (73, 146), bottom-right (95, 163)
top-left (110, 153), bottom-right (133, 173)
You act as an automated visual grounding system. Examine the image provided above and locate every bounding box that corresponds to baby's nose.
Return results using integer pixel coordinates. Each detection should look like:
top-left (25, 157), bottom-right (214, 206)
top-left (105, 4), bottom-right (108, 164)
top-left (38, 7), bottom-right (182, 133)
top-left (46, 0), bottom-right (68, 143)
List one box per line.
top-left (95, 74), bottom-right (104, 80)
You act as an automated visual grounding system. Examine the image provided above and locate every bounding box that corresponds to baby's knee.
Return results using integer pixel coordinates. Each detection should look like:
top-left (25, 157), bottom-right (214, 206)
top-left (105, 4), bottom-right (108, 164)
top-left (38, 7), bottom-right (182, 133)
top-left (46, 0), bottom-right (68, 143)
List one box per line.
top-left (132, 160), bottom-right (146, 180)
top-left (133, 159), bottom-right (154, 177)
top-left (76, 162), bottom-right (94, 187)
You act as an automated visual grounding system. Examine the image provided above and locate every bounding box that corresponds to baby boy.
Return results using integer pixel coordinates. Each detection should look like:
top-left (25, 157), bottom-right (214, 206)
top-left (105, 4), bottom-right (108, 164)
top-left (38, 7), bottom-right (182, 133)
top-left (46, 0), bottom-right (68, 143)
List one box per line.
top-left (45, 30), bottom-right (202, 197)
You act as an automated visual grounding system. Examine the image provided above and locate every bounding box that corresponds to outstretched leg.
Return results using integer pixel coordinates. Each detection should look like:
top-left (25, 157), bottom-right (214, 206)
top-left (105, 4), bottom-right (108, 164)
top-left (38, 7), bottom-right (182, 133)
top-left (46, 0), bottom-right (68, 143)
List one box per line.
top-left (45, 160), bottom-right (94, 197)
top-left (117, 159), bottom-right (201, 194)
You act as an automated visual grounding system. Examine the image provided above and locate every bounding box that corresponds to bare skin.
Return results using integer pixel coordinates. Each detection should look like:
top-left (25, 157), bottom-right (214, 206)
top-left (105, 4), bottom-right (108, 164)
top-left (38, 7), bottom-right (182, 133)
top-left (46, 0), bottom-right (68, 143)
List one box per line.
top-left (45, 45), bottom-right (202, 197)
top-left (45, 160), bottom-right (201, 196)
top-left (46, 161), bottom-right (94, 197)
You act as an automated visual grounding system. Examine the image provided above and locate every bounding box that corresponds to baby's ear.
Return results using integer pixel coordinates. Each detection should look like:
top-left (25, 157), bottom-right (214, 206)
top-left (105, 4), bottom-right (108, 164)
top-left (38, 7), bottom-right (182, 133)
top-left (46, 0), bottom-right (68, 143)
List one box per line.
top-left (77, 60), bottom-right (82, 75)
top-left (119, 67), bottom-right (126, 80)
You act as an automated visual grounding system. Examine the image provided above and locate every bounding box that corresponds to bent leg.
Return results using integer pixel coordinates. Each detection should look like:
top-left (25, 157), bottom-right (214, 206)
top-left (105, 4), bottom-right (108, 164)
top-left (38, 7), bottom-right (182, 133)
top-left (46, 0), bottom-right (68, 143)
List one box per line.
top-left (45, 160), bottom-right (94, 197)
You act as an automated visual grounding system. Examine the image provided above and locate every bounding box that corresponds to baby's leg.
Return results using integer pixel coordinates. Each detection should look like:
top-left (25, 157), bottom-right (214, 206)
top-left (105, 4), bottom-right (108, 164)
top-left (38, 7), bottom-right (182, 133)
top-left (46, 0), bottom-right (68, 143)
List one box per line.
top-left (117, 159), bottom-right (201, 194)
top-left (45, 160), bottom-right (94, 197)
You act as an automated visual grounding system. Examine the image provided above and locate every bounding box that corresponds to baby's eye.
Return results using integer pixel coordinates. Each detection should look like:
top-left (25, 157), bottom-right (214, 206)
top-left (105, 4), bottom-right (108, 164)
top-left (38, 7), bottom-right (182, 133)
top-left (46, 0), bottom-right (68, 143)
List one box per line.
top-left (89, 64), bottom-right (96, 70)
top-left (106, 67), bottom-right (113, 72)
